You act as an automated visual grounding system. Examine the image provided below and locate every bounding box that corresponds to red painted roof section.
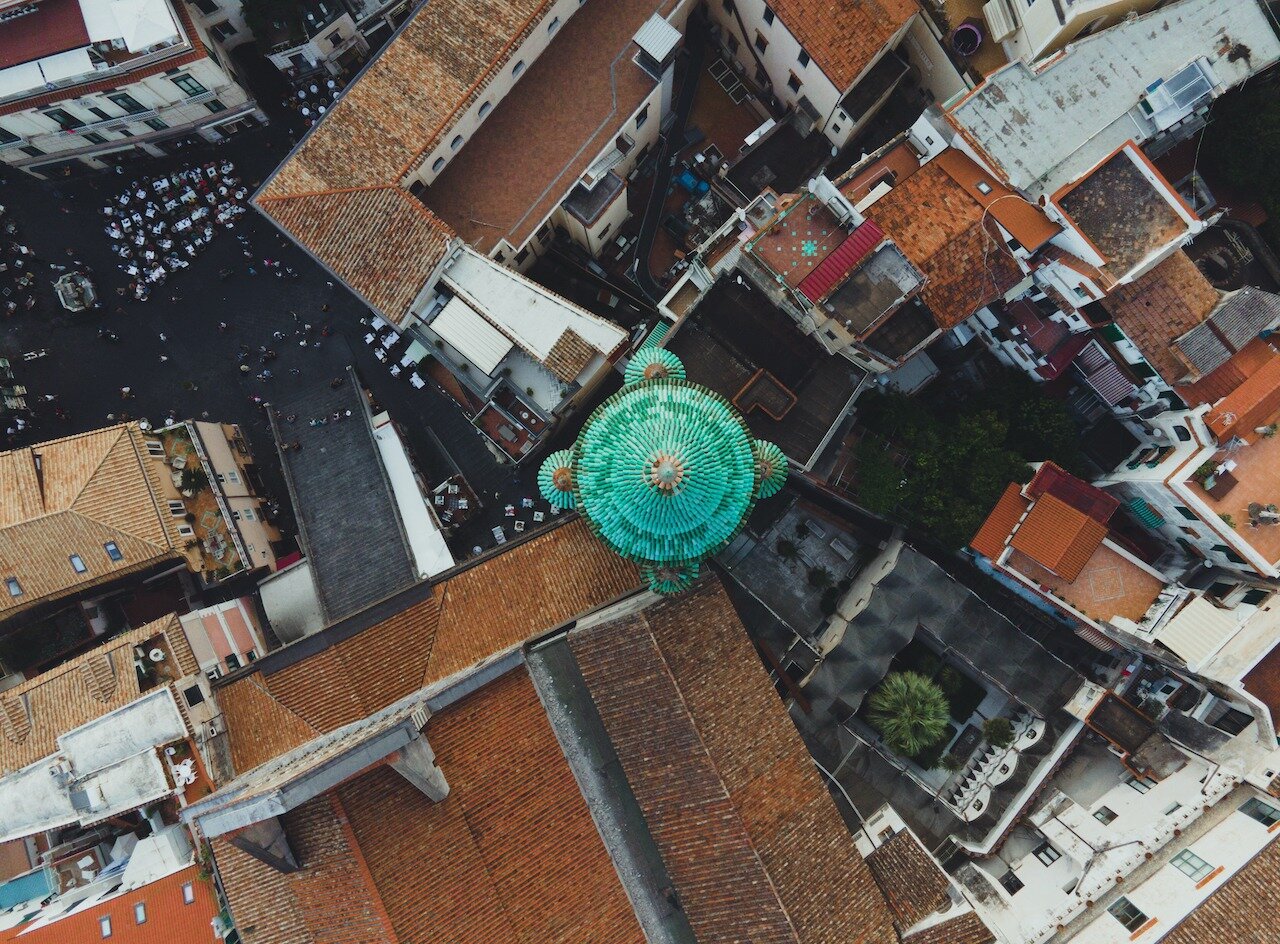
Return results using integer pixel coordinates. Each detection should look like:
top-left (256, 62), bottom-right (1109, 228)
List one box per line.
top-left (1036, 332), bottom-right (1089, 381)
top-left (0, 0), bottom-right (88, 69)
top-left (0, 864), bottom-right (220, 943)
top-left (798, 219), bottom-right (884, 302)
top-left (1027, 461), bottom-right (1118, 523)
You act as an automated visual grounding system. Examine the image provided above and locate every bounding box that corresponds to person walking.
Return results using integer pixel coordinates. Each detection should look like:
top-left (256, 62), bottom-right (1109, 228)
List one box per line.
top-left (120, 386), bottom-right (133, 399)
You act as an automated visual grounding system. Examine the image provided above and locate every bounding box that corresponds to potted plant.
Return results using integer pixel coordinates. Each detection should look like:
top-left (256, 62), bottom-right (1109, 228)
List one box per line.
top-left (867, 671), bottom-right (951, 758)
top-left (982, 717), bottom-right (1015, 749)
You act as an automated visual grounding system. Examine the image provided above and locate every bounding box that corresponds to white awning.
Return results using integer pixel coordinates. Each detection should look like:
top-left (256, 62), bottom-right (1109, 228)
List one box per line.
top-left (79, 0), bottom-right (124, 42)
top-left (633, 13), bottom-right (680, 64)
top-left (430, 296), bottom-right (513, 375)
top-left (113, 0), bottom-right (180, 52)
top-left (0, 61), bottom-right (44, 98)
top-left (1155, 597), bottom-right (1238, 670)
top-left (38, 47), bottom-right (94, 84)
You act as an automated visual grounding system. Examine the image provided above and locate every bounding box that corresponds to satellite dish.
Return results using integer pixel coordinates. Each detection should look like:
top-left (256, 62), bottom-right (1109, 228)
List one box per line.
top-left (149, 648), bottom-right (165, 662)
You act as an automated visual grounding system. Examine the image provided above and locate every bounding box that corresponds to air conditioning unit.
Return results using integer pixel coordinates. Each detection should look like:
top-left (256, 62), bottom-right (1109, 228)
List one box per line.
top-left (204, 717), bottom-right (223, 738)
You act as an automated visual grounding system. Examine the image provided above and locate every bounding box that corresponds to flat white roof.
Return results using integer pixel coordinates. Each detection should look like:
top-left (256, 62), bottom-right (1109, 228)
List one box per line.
top-left (443, 248), bottom-right (627, 366)
top-left (59, 688), bottom-right (187, 775)
top-left (0, 761), bottom-right (76, 843)
top-left (370, 412), bottom-right (455, 579)
top-left (431, 294), bottom-right (514, 375)
top-left (949, 0), bottom-right (1280, 197)
top-left (1155, 596), bottom-right (1237, 670)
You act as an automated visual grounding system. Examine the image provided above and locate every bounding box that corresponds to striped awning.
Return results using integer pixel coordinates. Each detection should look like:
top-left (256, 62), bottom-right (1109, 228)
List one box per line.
top-left (1127, 497), bottom-right (1165, 530)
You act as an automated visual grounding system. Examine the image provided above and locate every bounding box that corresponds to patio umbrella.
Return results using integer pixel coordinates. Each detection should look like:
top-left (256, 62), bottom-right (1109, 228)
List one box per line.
top-left (114, 0), bottom-right (180, 52)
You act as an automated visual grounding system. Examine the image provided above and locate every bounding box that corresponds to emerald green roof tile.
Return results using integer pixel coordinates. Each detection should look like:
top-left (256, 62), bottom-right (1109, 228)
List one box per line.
top-left (624, 348), bottom-right (686, 387)
top-left (753, 440), bottom-right (788, 499)
top-left (538, 449), bottom-right (577, 510)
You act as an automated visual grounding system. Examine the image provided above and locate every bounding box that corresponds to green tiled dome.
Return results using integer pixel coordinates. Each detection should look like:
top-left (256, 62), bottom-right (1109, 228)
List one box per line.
top-left (537, 449), bottom-right (577, 510)
top-left (641, 561), bottom-right (700, 595)
top-left (572, 378), bottom-right (758, 571)
top-left (624, 348), bottom-right (686, 387)
top-left (753, 440), bottom-right (788, 499)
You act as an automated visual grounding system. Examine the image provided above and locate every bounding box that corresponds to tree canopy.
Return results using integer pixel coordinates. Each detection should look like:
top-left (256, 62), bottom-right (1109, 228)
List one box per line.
top-left (1201, 81), bottom-right (1280, 219)
top-left (867, 671), bottom-right (951, 758)
top-left (853, 370), bottom-right (1082, 549)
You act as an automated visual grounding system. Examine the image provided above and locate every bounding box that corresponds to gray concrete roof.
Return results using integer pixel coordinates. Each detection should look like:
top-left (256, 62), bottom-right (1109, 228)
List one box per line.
top-left (949, 0), bottom-right (1280, 198)
top-left (269, 367), bottom-right (417, 624)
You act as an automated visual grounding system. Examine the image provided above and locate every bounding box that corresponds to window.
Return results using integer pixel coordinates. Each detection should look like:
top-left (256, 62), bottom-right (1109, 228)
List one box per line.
top-left (227, 470), bottom-right (240, 485)
top-left (241, 507), bottom-right (255, 521)
top-left (108, 92), bottom-right (147, 115)
top-left (754, 31), bottom-right (768, 53)
top-left (19, 145), bottom-right (43, 157)
top-left (104, 541), bottom-right (123, 562)
top-left (69, 554), bottom-right (87, 574)
top-left (635, 104), bottom-right (649, 129)
top-left (170, 75), bottom-right (208, 97)
top-left (432, 156), bottom-right (445, 173)
top-left (726, 33), bottom-right (739, 53)
top-left (82, 132), bottom-right (107, 144)
top-left (830, 123), bottom-right (841, 135)
top-left (1241, 797), bottom-right (1280, 827)
top-left (168, 500), bottom-right (185, 516)
top-left (177, 524), bottom-right (195, 537)
top-left (203, 99), bottom-right (226, 113)
top-left (192, 0), bottom-right (218, 13)
top-left (763, 4), bottom-right (775, 24)
top-left (547, 16), bottom-right (560, 33)
top-left (182, 882), bottom-right (195, 904)
top-left (144, 118), bottom-right (169, 131)
top-left (1171, 849), bottom-right (1214, 881)
top-left (100, 915), bottom-right (113, 938)
top-left (183, 684), bottom-right (205, 708)
top-left (450, 134), bottom-right (464, 150)
top-left (798, 48), bottom-right (810, 67)
top-left (1164, 802), bottom-right (1182, 816)
top-left (146, 440), bottom-right (166, 457)
top-left (0, 125), bottom-right (18, 144)
top-left (44, 108), bottom-right (84, 130)
top-left (998, 870), bottom-right (1024, 894)
top-left (787, 72), bottom-right (801, 93)
top-left (1213, 545), bottom-right (1248, 565)
top-left (4, 577), bottom-right (20, 598)
top-left (599, 223), bottom-right (611, 239)
top-left (1175, 505), bottom-right (1197, 521)
top-left (225, 653), bottom-right (241, 670)
top-left (478, 100), bottom-right (491, 118)
top-left (723, 0), bottom-right (734, 9)
top-left (1243, 588), bottom-right (1269, 606)
top-left (1174, 425), bottom-right (1192, 442)
top-left (328, 31), bottom-right (344, 49)
top-left (1033, 841), bottom-right (1061, 866)
top-left (514, 247), bottom-right (530, 264)
top-left (88, 106), bottom-right (111, 120)
top-left (1093, 806), bottom-right (1117, 825)
top-left (1107, 897), bottom-right (1148, 933)
top-left (1126, 775), bottom-right (1156, 794)
top-left (512, 60), bottom-right (525, 78)
top-left (1179, 527), bottom-right (1199, 538)
top-left (976, 180), bottom-right (993, 194)
top-left (211, 20), bottom-right (237, 40)
top-left (134, 902), bottom-right (147, 924)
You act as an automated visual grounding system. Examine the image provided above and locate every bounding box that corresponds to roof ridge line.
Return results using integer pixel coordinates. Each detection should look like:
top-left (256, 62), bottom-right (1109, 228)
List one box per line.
top-left (73, 425), bottom-right (178, 551)
top-left (639, 602), bottom-right (804, 944)
top-left (256, 182), bottom-right (404, 204)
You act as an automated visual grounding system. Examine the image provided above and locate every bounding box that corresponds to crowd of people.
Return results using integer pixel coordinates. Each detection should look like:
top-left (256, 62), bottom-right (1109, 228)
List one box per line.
top-left (102, 161), bottom-right (248, 301)
top-left (0, 203), bottom-right (40, 317)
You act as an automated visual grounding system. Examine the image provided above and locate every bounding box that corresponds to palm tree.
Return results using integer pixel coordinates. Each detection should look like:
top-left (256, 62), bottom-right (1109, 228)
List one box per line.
top-left (867, 671), bottom-right (951, 758)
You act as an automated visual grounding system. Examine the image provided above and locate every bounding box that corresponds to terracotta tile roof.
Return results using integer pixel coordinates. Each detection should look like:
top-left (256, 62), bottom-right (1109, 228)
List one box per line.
top-left (218, 518), bottom-right (639, 775)
top-left (544, 329), bottom-right (597, 382)
top-left (1206, 352), bottom-right (1280, 444)
top-left (769, 0), bottom-right (919, 90)
top-left (1181, 338), bottom-right (1280, 408)
top-left (870, 162), bottom-right (1022, 329)
top-left (1241, 641), bottom-right (1280, 736)
top-left (258, 187), bottom-right (452, 326)
top-left (1009, 493), bottom-right (1109, 582)
top-left (1100, 250), bottom-right (1220, 384)
top-left (420, 0), bottom-right (670, 253)
top-left (1162, 832), bottom-right (1280, 943)
top-left (902, 911), bottom-right (995, 944)
top-left (0, 863), bottom-right (220, 943)
top-left (933, 149), bottom-right (1059, 252)
top-left (213, 792), bottom-right (394, 944)
top-left (0, 615), bottom-right (196, 775)
top-left (1039, 243), bottom-right (1108, 288)
top-left (0, 424), bottom-right (183, 618)
top-left (864, 830), bottom-right (951, 932)
top-left (970, 482), bottom-right (1029, 560)
top-left (1027, 461), bottom-right (1118, 523)
top-left (570, 578), bottom-right (899, 944)
top-left (332, 670), bottom-right (645, 944)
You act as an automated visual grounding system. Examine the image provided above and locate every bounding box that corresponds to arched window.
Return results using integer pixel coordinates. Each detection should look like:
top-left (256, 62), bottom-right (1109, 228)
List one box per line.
top-left (450, 134), bottom-right (463, 150)
top-left (478, 101), bottom-right (492, 118)
top-left (432, 157), bottom-right (445, 173)
top-left (512, 60), bottom-right (525, 78)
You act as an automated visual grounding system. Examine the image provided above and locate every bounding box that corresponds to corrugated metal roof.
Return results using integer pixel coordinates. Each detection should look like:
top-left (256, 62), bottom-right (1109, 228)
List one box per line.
top-left (633, 13), bottom-right (680, 64)
top-left (798, 220), bottom-right (884, 302)
top-left (1156, 596), bottom-right (1237, 669)
top-left (430, 296), bottom-right (514, 375)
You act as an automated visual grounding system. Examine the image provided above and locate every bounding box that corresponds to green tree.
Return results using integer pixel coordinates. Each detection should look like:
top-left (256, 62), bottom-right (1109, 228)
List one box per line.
top-left (1202, 81), bottom-right (1280, 216)
top-left (867, 671), bottom-right (951, 758)
top-left (982, 717), bottom-right (1015, 749)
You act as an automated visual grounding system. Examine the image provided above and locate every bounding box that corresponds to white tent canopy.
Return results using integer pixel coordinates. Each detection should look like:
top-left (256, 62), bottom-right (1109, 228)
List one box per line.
top-left (38, 47), bottom-right (94, 84)
top-left (79, 0), bottom-right (180, 53)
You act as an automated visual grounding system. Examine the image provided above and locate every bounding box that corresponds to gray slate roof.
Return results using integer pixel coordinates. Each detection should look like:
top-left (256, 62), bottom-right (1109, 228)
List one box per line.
top-left (270, 368), bottom-right (417, 624)
top-left (1175, 287), bottom-right (1280, 375)
top-left (804, 547), bottom-right (1084, 724)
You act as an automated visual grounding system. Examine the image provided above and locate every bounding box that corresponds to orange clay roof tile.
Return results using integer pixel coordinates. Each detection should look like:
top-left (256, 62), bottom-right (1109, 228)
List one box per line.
top-left (934, 150), bottom-right (1059, 252)
top-left (1009, 493), bottom-right (1108, 582)
top-left (768, 0), bottom-right (919, 89)
top-left (970, 483), bottom-right (1029, 560)
top-left (1206, 353), bottom-right (1280, 444)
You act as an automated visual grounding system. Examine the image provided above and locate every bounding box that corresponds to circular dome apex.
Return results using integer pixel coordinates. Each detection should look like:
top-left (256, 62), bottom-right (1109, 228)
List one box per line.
top-left (573, 378), bottom-right (758, 566)
top-left (753, 440), bottom-right (788, 499)
top-left (624, 348), bottom-right (686, 386)
top-left (537, 449), bottom-right (577, 510)
top-left (641, 561), bottom-right (700, 595)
